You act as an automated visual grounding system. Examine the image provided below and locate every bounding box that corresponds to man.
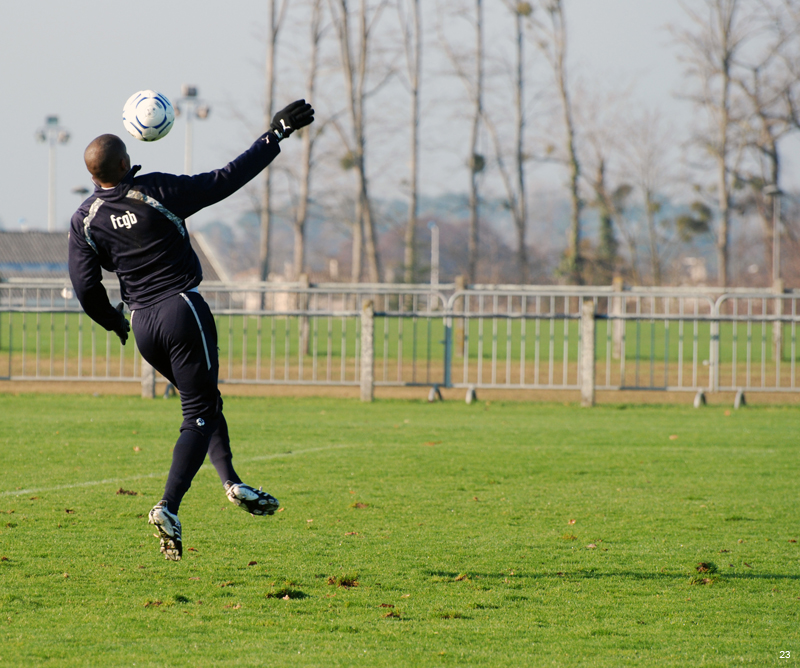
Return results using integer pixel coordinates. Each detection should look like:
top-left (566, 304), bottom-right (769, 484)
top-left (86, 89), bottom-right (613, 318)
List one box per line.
top-left (68, 100), bottom-right (314, 561)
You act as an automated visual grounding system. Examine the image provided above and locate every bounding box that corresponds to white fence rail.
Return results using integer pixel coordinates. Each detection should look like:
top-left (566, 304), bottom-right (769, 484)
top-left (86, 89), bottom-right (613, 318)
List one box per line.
top-left (1, 280), bottom-right (798, 401)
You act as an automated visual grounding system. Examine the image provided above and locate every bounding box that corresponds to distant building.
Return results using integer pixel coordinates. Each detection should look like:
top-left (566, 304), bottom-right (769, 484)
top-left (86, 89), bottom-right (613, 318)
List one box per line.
top-left (0, 230), bottom-right (227, 283)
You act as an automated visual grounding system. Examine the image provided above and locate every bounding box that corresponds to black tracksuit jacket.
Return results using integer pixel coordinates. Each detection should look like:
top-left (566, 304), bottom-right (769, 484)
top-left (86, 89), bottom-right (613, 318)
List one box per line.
top-left (68, 132), bottom-right (281, 330)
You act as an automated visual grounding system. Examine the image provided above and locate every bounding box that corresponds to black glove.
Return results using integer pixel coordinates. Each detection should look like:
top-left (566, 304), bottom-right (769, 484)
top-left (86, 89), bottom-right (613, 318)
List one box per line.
top-left (270, 100), bottom-right (314, 140)
top-left (112, 302), bottom-right (130, 345)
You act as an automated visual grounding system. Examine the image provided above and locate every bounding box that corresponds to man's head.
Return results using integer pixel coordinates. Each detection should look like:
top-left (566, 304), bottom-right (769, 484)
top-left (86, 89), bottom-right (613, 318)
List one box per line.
top-left (84, 134), bottom-right (131, 187)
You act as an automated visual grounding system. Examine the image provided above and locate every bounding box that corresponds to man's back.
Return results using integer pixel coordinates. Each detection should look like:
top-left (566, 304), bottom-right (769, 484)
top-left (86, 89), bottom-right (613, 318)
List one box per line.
top-left (69, 134), bottom-right (280, 321)
top-left (70, 169), bottom-right (203, 310)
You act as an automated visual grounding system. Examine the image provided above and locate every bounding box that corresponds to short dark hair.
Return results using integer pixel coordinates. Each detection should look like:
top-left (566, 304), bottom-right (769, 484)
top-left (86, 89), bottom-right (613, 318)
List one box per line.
top-left (84, 134), bottom-right (128, 183)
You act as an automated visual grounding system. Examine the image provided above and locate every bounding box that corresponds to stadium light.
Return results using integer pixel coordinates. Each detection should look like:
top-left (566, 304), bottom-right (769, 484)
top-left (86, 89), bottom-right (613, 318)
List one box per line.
top-left (175, 84), bottom-right (211, 176)
top-left (36, 115), bottom-right (70, 232)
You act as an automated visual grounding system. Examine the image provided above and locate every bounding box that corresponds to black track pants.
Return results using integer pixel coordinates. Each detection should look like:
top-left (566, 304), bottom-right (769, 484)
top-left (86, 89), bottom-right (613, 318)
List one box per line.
top-left (131, 291), bottom-right (240, 512)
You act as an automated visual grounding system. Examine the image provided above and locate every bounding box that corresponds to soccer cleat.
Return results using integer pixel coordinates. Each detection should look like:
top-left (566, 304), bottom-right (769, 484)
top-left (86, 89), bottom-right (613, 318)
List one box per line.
top-left (148, 501), bottom-right (182, 561)
top-left (224, 481), bottom-right (280, 516)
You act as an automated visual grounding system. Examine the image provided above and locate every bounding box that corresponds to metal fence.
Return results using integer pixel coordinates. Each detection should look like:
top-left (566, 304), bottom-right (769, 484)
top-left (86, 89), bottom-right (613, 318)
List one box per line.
top-left (2, 279), bottom-right (799, 399)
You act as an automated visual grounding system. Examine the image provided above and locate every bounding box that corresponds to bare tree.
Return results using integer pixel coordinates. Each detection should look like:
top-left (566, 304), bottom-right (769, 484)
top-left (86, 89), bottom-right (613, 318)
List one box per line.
top-left (438, 0), bottom-right (484, 283)
top-left (623, 111), bottom-right (678, 286)
top-left (328, 0), bottom-right (386, 283)
top-left (734, 0), bottom-right (800, 281)
top-left (292, 0), bottom-right (325, 280)
top-left (481, 1), bottom-right (533, 283)
top-left (259, 0), bottom-right (291, 283)
top-left (397, 0), bottom-right (422, 284)
top-left (533, 0), bottom-right (583, 284)
top-left (673, 0), bottom-right (753, 286)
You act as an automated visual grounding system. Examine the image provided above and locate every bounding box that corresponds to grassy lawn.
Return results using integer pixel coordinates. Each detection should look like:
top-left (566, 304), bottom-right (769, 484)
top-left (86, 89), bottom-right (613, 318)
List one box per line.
top-left (0, 394), bottom-right (798, 666)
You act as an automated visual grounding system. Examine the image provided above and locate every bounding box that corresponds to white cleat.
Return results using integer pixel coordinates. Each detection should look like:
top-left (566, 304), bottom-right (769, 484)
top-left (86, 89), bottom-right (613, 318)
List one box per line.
top-left (148, 501), bottom-right (182, 561)
top-left (224, 481), bottom-right (280, 516)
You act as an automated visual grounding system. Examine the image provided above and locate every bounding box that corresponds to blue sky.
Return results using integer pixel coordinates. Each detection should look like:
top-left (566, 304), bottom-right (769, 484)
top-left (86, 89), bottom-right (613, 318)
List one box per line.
top-left (0, 1), bottom-right (754, 233)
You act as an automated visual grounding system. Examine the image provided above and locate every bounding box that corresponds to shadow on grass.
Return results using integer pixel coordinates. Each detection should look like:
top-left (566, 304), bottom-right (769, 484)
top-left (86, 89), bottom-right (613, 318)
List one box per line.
top-left (425, 569), bottom-right (800, 582)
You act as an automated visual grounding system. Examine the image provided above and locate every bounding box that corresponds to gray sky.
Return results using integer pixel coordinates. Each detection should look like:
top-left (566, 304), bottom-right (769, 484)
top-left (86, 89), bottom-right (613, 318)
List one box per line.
top-left (0, 0), bottom-right (760, 233)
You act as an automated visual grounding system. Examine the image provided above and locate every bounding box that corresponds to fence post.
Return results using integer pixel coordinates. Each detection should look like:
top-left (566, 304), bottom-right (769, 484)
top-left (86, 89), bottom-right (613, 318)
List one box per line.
top-left (773, 278), bottom-right (783, 364)
top-left (710, 310), bottom-right (720, 393)
top-left (141, 359), bottom-right (156, 399)
top-left (581, 298), bottom-right (596, 407)
top-left (454, 274), bottom-right (465, 357)
top-left (360, 300), bottom-right (374, 402)
top-left (611, 276), bottom-right (624, 360)
top-left (444, 313), bottom-right (453, 388)
top-left (299, 273), bottom-right (310, 356)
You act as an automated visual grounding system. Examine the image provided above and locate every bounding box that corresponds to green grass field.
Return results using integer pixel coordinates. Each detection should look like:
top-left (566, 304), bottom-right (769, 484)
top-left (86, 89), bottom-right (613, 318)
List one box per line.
top-left (1, 394), bottom-right (798, 666)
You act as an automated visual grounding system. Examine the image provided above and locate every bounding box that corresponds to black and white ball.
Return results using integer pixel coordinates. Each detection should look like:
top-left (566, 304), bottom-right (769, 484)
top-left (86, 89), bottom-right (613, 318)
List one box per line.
top-left (122, 90), bottom-right (175, 142)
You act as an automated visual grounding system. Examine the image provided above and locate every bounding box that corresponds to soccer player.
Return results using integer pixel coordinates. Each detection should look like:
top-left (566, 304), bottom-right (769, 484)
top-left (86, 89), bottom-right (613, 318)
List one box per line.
top-left (68, 100), bottom-right (314, 561)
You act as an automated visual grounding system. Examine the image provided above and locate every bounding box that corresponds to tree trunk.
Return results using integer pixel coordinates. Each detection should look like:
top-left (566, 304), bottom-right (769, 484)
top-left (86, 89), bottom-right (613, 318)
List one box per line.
top-left (292, 0), bottom-right (322, 280)
top-left (513, 8), bottom-right (528, 284)
top-left (259, 0), bottom-right (279, 284)
top-left (467, 0), bottom-right (483, 284)
top-left (645, 190), bottom-right (661, 286)
top-left (403, 0), bottom-right (421, 285)
top-left (543, 1), bottom-right (581, 284)
top-left (332, 0), bottom-right (381, 283)
top-left (716, 76), bottom-right (731, 288)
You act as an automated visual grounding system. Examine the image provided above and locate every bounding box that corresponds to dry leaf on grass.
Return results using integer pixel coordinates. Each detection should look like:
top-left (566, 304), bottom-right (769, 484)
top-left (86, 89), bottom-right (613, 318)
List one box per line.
top-left (247, 561), bottom-right (257, 566)
top-left (696, 562), bottom-right (718, 574)
top-left (568, 519), bottom-right (576, 525)
top-left (351, 502), bottom-right (368, 509)
top-left (328, 574), bottom-right (359, 588)
top-left (116, 488), bottom-right (138, 496)
top-left (379, 603), bottom-right (395, 608)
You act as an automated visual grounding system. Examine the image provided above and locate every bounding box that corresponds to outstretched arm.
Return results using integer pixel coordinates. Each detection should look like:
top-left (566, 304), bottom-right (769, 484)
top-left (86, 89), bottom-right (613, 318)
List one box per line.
top-left (149, 100), bottom-right (315, 220)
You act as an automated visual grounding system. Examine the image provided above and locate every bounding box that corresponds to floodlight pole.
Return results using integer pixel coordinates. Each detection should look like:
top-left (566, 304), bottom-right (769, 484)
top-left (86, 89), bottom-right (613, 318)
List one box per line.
top-left (176, 86), bottom-right (210, 230)
top-left (176, 85), bottom-right (211, 176)
top-left (36, 116), bottom-right (70, 232)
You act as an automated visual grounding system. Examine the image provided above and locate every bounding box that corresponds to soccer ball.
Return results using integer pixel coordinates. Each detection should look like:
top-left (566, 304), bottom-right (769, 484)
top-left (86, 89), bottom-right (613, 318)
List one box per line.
top-left (122, 90), bottom-right (175, 142)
